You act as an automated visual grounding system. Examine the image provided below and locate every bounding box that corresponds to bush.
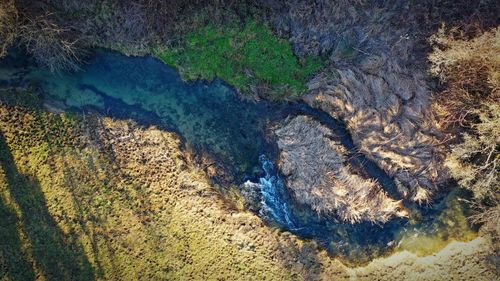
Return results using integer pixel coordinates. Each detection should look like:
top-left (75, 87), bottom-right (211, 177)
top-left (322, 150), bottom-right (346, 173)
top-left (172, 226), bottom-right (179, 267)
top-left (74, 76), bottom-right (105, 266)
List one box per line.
top-left (430, 27), bottom-right (499, 237)
top-left (446, 102), bottom-right (499, 238)
top-left (446, 103), bottom-right (499, 198)
top-left (429, 27), bottom-right (499, 128)
top-left (19, 13), bottom-right (86, 72)
top-left (0, 0), bottom-right (18, 58)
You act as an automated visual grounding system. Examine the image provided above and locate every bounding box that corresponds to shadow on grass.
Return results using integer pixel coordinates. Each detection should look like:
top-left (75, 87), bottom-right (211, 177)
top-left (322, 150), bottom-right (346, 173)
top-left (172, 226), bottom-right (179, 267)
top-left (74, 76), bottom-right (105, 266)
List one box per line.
top-left (0, 193), bottom-right (35, 280)
top-left (276, 234), bottom-right (323, 281)
top-left (0, 132), bottom-right (94, 281)
top-left (59, 148), bottom-right (112, 280)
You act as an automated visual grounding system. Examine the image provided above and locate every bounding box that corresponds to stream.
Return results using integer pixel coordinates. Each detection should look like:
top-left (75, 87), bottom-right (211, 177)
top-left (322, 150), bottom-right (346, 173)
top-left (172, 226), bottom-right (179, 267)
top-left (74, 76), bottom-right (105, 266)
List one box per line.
top-left (0, 49), bottom-right (477, 264)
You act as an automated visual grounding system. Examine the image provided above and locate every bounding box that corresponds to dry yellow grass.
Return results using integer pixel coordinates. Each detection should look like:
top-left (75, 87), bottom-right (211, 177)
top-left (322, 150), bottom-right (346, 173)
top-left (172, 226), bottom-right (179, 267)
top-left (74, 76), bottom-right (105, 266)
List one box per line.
top-left (0, 89), bottom-right (496, 280)
top-left (275, 115), bottom-right (408, 223)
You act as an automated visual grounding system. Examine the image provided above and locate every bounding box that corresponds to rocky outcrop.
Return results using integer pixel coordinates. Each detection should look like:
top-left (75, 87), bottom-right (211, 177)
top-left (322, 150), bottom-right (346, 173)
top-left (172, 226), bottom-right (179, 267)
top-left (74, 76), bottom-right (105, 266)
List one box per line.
top-left (266, 0), bottom-right (450, 202)
top-left (275, 115), bottom-right (408, 223)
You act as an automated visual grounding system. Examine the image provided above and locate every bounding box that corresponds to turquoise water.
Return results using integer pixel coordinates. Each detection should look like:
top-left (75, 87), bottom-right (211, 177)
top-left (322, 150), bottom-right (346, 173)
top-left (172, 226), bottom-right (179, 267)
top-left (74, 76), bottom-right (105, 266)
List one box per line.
top-left (0, 49), bottom-right (477, 263)
top-left (1, 50), bottom-right (284, 177)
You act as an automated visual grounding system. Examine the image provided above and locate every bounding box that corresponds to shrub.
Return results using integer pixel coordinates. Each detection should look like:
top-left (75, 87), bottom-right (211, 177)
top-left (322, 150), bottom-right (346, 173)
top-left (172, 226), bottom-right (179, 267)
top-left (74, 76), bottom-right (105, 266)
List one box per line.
top-left (446, 103), bottom-right (499, 198)
top-left (18, 13), bottom-right (86, 72)
top-left (429, 27), bottom-right (499, 128)
top-left (446, 102), bottom-right (499, 237)
top-left (0, 0), bottom-right (18, 58)
top-left (430, 27), bottom-right (499, 238)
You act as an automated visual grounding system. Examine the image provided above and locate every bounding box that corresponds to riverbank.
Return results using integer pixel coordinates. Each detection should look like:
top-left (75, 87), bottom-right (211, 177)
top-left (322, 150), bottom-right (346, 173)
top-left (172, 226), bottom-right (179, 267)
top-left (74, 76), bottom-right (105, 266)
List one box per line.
top-left (0, 48), bottom-right (482, 263)
top-left (0, 88), bottom-right (497, 280)
top-left (1, 1), bottom-right (498, 279)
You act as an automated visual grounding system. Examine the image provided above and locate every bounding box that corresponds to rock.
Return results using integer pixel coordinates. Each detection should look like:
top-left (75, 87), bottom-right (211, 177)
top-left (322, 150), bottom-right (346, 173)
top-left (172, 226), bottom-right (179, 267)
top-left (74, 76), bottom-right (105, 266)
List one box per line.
top-left (240, 181), bottom-right (262, 212)
top-left (274, 115), bottom-right (408, 223)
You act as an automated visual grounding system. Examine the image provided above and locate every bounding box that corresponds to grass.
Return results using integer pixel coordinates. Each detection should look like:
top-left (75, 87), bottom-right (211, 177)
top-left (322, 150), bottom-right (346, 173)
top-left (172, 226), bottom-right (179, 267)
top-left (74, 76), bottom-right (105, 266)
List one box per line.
top-left (0, 89), bottom-right (306, 280)
top-left (0, 90), bottom-right (93, 280)
top-left (155, 20), bottom-right (326, 99)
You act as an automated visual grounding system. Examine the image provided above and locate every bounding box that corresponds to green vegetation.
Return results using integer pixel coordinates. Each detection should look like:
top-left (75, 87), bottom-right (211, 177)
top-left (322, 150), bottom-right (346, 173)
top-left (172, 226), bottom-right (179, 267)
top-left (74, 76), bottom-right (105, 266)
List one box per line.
top-left (155, 21), bottom-right (325, 99)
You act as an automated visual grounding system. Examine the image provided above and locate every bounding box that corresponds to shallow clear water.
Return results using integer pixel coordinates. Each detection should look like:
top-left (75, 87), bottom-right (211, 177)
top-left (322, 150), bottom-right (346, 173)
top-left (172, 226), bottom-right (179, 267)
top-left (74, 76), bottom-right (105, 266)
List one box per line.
top-left (1, 50), bottom-right (284, 176)
top-left (0, 49), bottom-right (477, 263)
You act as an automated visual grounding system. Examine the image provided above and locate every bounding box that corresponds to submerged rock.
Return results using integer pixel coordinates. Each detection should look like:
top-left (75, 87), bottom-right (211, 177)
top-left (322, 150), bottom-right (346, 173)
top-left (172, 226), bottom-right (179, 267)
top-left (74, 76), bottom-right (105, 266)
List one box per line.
top-left (240, 181), bottom-right (262, 212)
top-left (274, 115), bottom-right (408, 223)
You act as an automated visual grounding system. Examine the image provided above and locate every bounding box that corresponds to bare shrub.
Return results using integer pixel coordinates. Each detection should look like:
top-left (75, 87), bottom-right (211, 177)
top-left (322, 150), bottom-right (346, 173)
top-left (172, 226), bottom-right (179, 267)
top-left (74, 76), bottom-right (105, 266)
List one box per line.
top-left (0, 0), bottom-right (18, 57)
top-left (140, 0), bottom-right (202, 40)
top-left (87, 0), bottom-right (203, 51)
top-left (429, 27), bottom-right (500, 129)
top-left (447, 103), bottom-right (499, 235)
top-left (58, 0), bottom-right (97, 12)
top-left (431, 28), bottom-right (500, 239)
top-left (447, 103), bottom-right (499, 198)
top-left (18, 13), bottom-right (85, 72)
top-left (91, 1), bottom-right (150, 49)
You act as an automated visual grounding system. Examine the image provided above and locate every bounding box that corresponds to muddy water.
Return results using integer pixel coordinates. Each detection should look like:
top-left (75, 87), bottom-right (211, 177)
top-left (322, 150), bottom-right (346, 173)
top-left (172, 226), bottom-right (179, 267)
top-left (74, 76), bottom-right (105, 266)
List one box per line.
top-left (0, 49), bottom-right (477, 264)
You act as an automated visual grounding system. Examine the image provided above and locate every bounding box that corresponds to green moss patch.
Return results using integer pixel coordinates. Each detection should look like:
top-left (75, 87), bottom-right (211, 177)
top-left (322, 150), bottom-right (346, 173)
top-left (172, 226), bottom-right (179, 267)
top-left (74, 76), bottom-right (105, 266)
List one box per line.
top-left (155, 20), bottom-right (325, 99)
